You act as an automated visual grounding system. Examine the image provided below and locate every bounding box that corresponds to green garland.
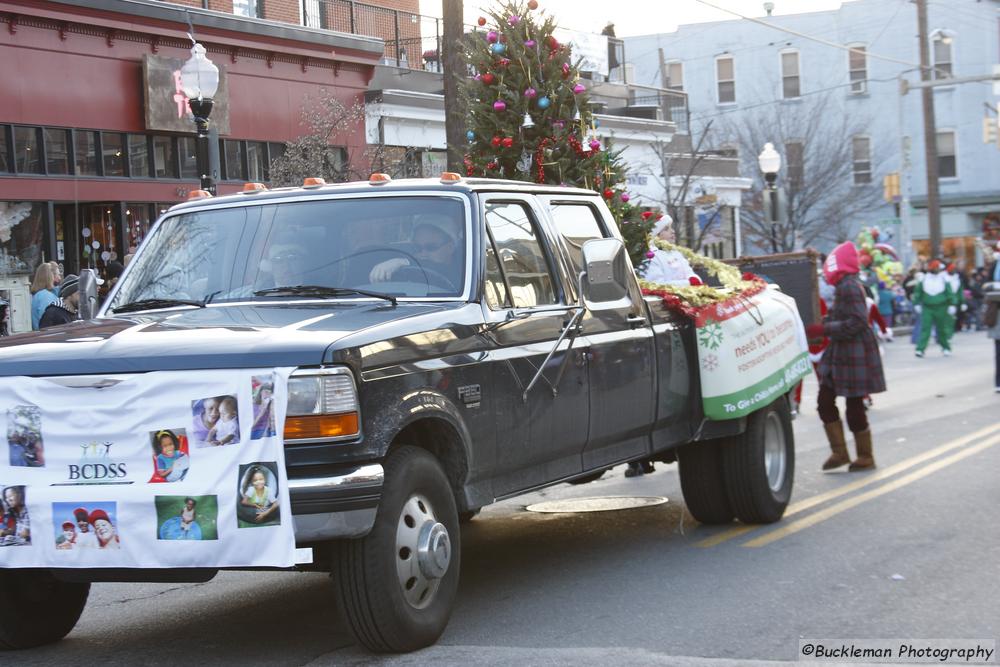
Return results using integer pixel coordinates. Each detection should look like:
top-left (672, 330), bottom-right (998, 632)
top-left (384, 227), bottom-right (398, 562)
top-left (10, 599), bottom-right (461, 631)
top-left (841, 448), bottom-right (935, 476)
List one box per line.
top-left (638, 239), bottom-right (763, 310)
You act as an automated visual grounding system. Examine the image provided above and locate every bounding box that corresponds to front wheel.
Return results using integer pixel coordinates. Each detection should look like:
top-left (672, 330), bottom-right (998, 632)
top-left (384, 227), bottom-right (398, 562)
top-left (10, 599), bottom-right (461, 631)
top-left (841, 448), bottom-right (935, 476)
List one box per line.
top-left (0, 570), bottom-right (90, 649)
top-left (332, 446), bottom-right (460, 652)
top-left (722, 399), bottom-right (795, 524)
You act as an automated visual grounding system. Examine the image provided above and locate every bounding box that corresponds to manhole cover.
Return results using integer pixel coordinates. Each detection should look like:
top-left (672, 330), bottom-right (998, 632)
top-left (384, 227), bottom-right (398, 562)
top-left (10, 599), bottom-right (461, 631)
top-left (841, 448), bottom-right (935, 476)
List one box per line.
top-left (525, 496), bottom-right (668, 513)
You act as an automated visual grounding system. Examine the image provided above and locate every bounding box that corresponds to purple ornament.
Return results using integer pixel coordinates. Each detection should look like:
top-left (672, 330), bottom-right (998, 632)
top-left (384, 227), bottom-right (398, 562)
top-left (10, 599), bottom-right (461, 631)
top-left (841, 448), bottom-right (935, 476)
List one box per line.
top-left (573, 83), bottom-right (586, 95)
top-left (524, 39), bottom-right (536, 48)
top-left (487, 30), bottom-right (499, 43)
top-left (474, 73), bottom-right (482, 81)
top-left (589, 139), bottom-right (601, 151)
top-left (524, 87), bottom-right (537, 99)
top-left (646, 250), bottom-right (656, 259)
top-left (508, 15), bottom-right (520, 25)
top-left (493, 100), bottom-right (507, 112)
top-left (620, 193), bottom-right (630, 203)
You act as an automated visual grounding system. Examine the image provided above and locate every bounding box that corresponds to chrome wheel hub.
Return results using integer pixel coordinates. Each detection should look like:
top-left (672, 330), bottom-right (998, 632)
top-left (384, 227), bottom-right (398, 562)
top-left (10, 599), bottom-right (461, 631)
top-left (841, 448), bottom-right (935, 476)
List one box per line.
top-left (395, 494), bottom-right (450, 610)
top-left (763, 411), bottom-right (787, 493)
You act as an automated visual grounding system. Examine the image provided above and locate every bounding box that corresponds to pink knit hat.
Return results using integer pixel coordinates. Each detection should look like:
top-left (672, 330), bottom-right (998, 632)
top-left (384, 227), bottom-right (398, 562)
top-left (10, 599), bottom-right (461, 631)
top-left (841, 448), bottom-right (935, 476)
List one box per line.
top-left (823, 242), bottom-right (859, 286)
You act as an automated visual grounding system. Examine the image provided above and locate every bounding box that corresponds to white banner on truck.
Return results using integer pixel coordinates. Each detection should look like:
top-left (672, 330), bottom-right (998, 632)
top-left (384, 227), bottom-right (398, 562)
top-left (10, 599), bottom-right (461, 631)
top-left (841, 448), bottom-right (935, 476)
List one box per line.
top-left (696, 288), bottom-right (811, 420)
top-left (0, 369), bottom-right (295, 568)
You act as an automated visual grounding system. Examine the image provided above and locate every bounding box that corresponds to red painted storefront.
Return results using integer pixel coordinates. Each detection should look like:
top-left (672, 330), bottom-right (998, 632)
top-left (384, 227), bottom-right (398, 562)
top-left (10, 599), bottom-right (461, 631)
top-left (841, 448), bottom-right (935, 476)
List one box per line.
top-left (0, 0), bottom-right (380, 297)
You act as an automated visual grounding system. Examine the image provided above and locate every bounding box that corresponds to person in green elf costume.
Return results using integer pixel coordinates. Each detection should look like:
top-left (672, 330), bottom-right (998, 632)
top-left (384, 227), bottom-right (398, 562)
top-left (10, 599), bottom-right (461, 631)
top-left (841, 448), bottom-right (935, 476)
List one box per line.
top-left (912, 259), bottom-right (956, 357)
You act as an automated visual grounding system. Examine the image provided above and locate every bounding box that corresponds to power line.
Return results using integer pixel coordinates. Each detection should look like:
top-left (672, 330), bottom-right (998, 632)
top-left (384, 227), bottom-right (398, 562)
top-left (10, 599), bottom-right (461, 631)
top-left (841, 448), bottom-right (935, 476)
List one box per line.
top-left (692, 0), bottom-right (928, 71)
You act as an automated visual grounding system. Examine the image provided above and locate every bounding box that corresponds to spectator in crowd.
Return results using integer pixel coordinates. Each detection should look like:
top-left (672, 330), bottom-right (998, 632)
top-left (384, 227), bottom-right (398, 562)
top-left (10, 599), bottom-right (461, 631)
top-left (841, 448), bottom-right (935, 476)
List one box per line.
top-left (30, 263), bottom-right (59, 330)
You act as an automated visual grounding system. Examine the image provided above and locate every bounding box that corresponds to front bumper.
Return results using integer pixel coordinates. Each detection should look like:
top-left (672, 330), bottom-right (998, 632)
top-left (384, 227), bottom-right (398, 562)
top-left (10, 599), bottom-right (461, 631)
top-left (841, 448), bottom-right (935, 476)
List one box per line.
top-left (289, 463), bottom-right (383, 541)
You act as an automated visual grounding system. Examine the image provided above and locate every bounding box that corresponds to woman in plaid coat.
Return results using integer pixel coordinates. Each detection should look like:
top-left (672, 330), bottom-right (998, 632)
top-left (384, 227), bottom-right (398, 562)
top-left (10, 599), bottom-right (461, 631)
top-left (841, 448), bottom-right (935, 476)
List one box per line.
top-left (806, 242), bottom-right (886, 471)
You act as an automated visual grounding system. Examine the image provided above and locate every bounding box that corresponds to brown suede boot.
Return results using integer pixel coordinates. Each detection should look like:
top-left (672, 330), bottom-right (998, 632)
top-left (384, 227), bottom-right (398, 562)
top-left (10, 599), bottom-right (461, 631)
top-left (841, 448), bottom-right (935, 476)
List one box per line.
top-left (822, 421), bottom-right (851, 470)
top-left (849, 430), bottom-right (876, 471)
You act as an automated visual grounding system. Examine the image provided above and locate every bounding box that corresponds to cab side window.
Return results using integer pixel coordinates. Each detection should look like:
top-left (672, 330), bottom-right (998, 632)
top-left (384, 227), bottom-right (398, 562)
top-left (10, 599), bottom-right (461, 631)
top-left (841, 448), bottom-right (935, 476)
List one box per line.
top-left (549, 203), bottom-right (607, 276)
top-left (484, 202), bottom-right (559, 309)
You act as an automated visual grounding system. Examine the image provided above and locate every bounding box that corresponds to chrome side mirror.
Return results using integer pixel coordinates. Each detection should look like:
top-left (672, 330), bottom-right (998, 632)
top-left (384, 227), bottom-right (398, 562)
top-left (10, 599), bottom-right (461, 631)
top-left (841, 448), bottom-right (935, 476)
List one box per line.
top-left (581, 238), bottom-right (631, 309)
top-left (78, 269), bottom-right (100, 320)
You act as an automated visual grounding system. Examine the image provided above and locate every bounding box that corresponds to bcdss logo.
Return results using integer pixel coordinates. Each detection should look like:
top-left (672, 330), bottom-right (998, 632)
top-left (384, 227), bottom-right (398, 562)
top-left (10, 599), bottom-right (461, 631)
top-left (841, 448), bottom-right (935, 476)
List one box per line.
top-left (61, 441), bottom-right (130, 484)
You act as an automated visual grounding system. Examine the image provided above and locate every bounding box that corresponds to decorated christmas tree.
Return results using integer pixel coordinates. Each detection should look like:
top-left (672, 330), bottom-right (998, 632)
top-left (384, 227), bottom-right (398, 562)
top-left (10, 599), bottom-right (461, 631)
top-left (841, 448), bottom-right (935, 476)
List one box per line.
top-left (460, 0), bottom-right (654, 267)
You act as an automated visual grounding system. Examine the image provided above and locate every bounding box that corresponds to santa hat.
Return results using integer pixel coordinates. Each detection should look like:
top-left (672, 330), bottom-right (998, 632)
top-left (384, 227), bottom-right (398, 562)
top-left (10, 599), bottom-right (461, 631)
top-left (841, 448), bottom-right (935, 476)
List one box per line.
top-left (73, 507), bottom-right (89, 522)
top-left (928, 259), bottom-right (943, 271)
top-left (61, 521), bottom-right (76, 530)
top-left (88, 509), bottom-right (110, 525)
top-left (823, 242), bottom-right (859, 286)
top-left (946, 262), bottom-right (956, 272)
top-left (650, 214), bottom-right (673, 237)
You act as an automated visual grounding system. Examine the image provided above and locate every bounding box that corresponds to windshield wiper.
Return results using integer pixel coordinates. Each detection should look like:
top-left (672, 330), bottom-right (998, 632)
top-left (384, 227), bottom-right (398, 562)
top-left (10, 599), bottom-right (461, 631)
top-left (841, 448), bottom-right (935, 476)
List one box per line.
top-left (112, 298), bottom-right (209, 314)
top-left (253, 285), bottom-right (397, 306)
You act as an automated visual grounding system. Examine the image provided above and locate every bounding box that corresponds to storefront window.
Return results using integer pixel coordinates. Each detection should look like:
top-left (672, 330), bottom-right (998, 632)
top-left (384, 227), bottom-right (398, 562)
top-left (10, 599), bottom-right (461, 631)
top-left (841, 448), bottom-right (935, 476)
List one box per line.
top-left (125, 203), bottom-right (154, 255)
top-left (0, 126), bottom-right (10, 173)
top-left (44, 129), bottom-right (71, 175)
top-left (129, 134), bottom-right (150, 178)
top-left (14, 126), bottom-right (42, 174)
top-left (102, 133), bottom-right (125, 177)
top-left (224, 140), bottom-right (246, 181)
top-left (0, 201), bottom-right (44, 274)
top-left (179, 136), bottom-right (199, 180)
top-left (75, 130), bottom-right (99, 176)
top-left (247, 141), bottom-right (267, 182)
top-left (152, 136), bottom-right (177, 178)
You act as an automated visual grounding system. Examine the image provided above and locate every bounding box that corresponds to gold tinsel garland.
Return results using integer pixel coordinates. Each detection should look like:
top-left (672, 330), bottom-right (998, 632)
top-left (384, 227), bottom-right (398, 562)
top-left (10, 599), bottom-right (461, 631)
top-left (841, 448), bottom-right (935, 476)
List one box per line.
top-left (638, 239), bottom-right (764, 310)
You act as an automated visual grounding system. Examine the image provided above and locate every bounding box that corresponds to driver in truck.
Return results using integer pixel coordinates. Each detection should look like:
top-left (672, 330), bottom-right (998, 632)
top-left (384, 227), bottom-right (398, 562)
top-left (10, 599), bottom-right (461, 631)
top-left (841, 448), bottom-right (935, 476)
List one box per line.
top-left (368, 217), bottom-right (463, 290)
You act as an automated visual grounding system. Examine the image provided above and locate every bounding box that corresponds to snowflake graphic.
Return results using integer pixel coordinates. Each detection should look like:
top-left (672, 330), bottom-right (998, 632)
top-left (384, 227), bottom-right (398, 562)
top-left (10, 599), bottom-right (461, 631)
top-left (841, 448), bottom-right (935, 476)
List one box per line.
top-left (702, 353), bottom-right (719, 372)
top-left (698, 320), bottom-right (724, 351)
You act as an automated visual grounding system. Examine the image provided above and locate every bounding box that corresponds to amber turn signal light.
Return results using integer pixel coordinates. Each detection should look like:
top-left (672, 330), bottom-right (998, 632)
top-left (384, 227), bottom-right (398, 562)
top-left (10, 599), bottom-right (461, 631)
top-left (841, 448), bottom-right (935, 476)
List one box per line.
top-left (283, 412), bottom-right (359, 440)
top-left (187, 189), bottom-right (213, 200)
top-left (303, 177), bottom-right (326, 187)
top-left (440, 172), bottom-right (462, 183)
top-left (242, 182), bottom-right (268, 193)
top-left (369, 173), bottom-right (392, 184)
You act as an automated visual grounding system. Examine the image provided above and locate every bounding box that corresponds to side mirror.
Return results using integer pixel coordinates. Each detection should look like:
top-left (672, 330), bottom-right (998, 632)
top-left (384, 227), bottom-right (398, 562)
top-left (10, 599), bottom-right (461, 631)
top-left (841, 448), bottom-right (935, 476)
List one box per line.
top-left (77, 269), bottom-right (100, 320)
top-left (581, 238), bottom-right (631, 308)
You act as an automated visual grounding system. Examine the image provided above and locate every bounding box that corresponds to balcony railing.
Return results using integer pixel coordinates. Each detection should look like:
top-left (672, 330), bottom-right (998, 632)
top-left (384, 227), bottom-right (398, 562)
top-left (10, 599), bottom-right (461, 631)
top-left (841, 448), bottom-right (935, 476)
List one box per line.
top-left (629, 85), bottom-right (689, 133)
top-left (307, 0), bottom-right (446, 70)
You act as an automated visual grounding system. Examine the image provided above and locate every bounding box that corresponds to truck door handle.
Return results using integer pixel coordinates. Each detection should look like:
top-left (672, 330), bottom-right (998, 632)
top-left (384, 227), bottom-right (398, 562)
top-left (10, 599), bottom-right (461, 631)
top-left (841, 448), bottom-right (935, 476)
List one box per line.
top-left (625, 314), bottom-right (647, 328)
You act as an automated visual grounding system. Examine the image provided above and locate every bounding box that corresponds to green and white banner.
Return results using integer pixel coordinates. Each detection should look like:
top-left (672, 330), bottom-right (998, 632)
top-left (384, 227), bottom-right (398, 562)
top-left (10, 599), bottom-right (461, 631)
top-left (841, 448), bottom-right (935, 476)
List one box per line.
top-left (696, 288), bottom-right (810, 420)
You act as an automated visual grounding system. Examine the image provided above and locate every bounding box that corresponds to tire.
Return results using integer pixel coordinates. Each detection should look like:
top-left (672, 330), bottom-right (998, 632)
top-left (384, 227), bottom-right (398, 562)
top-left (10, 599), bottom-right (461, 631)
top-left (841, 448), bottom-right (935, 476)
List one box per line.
top-left (0, 570), bottom-right (90, 649)
top-left (677, 438), bottom-right (735, 524)
top-left (722, 399), bottom-right (795, 524)
top-left (332, 446), bottom-right (460, 653)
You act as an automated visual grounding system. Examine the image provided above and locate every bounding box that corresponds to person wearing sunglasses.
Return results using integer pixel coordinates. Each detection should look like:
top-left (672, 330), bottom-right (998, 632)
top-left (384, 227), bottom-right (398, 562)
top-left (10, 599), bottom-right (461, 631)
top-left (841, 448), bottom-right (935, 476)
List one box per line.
top-left (369, 223), bottom-right (462, 292)
top-left (264, 242), bottom-right (307, 288)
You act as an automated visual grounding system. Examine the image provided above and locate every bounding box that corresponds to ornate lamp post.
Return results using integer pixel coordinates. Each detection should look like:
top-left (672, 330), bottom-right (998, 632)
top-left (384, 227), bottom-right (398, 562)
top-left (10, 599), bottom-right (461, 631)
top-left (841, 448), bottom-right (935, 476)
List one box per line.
top-left (179, 43), bottom-right (220, 194)
top-left (758, 142), bottom-right (782, 253)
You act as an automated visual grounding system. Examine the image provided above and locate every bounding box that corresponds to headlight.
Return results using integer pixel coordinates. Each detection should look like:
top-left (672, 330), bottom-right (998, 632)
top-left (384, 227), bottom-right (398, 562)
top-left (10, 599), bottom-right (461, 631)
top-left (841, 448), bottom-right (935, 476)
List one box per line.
top-left (284, 368), bottom-right (360, 441)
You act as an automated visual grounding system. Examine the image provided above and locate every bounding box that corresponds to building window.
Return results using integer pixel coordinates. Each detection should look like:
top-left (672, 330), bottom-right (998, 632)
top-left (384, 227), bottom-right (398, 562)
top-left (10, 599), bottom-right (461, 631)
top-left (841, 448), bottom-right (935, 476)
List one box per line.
top-left (785, 141), bottom-right (804, 189)
top-left (102, 132), bottom-right (126, 177)
top-left (267, 142), bottom-right (286, 166)
top-left (152, 135), bottom-right (177, 178)
top-left (129, 134), bottom-right (150, 178)
top-left (44, 128), bottom-right (71, 175)
top-left (74, 130), bottom-right (99, 176)
top-left (848, 45), bottom-right (867, 94)
top-left (232, 0), bottom-right (262, 18)
top-left (716, 56), bottom-right (735, 104)
top-left (666, 61), bottom-right (683, 91)
top-left (851, 135), bottom-right (871, 185)
top-left (936, 130), bottom-right (957, 178)
top-left (781, 50), bottom-right (800, 99)
top-left (224, 140), bottom-right (246, 181)
top-left (247, 141), bottom-right (268, 182)
top-left (178, 136), bottom-right (199, 180)
top-left (0, 126), bottom-right (10, 173)
top-left (932, 31), bottom-right (952, 79)
top-left (13, 126), bottom-right (42, 175)
top-left (302, 0), bottom-right (324, 29)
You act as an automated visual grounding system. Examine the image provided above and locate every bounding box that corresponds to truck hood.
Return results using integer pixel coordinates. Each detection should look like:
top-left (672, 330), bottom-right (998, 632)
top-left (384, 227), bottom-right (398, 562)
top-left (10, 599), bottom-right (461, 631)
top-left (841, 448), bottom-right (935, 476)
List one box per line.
top-left (0, 302), bottom-right (453, 376)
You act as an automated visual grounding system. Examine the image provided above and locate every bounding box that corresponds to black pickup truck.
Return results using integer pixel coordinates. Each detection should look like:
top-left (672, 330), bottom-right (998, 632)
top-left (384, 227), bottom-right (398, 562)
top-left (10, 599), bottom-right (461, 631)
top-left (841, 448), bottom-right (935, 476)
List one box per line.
top-left (0, 176), bottom-right (795, 653)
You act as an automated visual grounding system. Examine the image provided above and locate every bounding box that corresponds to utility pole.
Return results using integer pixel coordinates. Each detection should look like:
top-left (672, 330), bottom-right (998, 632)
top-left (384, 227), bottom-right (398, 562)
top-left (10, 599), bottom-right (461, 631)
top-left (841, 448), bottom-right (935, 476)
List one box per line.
top-left (442, 0), bottom-right (465, 171)
top-left (915, 0), bottom-right (942, 258)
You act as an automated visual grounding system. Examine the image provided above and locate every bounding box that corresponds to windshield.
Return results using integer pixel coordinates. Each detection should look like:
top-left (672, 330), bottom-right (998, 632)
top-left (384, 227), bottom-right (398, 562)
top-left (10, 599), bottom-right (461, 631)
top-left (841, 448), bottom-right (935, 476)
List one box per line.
top-left (107, 195), bottom-right (468, 310)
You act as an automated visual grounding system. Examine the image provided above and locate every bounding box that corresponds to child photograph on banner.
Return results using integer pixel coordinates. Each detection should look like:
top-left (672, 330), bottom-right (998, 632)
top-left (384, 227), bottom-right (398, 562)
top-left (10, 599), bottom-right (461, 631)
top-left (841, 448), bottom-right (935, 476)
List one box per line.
top-left (156, 495), bottom-right (218, 541)
top-left (8, 405), bottom-right (44, 468)
top-left (237, 462), bottom-right (280, 528)
top-left (149, 429), bottom-right (190, 483)
top-left (191, 395), bottom-right (240, 447)
top-left (1, 485), bottom-right (30, 546)
top-left (250, 375), bottom-right (276, 440)
top-left (52, 502), bottom-right (120, 550)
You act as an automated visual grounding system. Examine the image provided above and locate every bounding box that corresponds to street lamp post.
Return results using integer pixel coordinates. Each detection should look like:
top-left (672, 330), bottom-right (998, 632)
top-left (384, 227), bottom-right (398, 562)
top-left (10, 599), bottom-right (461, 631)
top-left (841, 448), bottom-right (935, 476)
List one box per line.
top-left (758, 142), bottom-right (782, 253)
top-left (179, 43), bottom-right (220, 194)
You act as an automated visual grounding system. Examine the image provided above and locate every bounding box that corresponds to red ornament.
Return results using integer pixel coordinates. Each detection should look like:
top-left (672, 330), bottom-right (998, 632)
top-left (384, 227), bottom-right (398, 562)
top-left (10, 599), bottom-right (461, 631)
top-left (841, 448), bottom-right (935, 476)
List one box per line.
top-left (603, 188), bottom-right (614, 199)
top-left (688, 276), bottom-right (703, 286)
top-left (641, 211), bottom-right (653, 220)
top-left (561, 63), bottom-right (571, 79)
top-left (491, 136), bottom-right (502, 147)
top-left (547, 36), bottom-right (559, 49)
top-left (528, 0), bottom-right (539, 9)
top-left (498, 57), bottom-right (511, 68)
top-left (482, 73), bottom-right (495, 85)
top-left (502, 137), bottom-right (514, 148)
top-left (487, 161), bottom-right (498, 170)
top-left (477, 16), bottom-right (487, 26)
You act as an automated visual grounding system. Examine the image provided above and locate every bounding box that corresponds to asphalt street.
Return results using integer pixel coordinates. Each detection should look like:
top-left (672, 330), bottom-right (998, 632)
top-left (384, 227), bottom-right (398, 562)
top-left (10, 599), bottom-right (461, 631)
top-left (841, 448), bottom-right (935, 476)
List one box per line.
top-left (10, 332), bottom-right (1000, 666)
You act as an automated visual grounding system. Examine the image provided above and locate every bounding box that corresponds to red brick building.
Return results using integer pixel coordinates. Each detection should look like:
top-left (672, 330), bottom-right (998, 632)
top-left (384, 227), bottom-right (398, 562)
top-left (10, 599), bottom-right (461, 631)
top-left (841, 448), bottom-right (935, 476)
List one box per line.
top-left (0, 0), bottom-right (384, 331)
